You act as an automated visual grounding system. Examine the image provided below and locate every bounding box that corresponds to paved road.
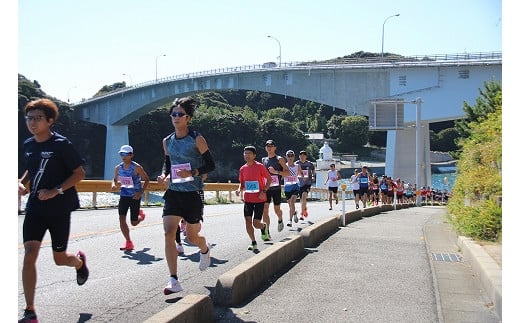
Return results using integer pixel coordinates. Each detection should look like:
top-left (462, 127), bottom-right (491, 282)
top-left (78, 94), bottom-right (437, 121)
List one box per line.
top-left (17, 199), bottom-right (345, 322)
top-left (17, 201), bottom-right (501, 322)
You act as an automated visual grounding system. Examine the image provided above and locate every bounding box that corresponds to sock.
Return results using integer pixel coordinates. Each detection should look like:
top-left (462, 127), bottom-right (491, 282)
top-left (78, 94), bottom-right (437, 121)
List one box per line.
top-left (171, 274), bottom-right (178, 280)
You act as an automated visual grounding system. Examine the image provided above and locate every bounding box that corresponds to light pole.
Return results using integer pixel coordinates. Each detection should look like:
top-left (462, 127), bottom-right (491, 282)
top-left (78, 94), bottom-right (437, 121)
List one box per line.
top-left (67, 86), bottom-right (77, 103)
top-left (413, 98), bottom-right (423, 207)
top-left (267, 35), bottom-right (281, 68)
top-left (155, 54), bottom-right (166, 82)
top-left (122, 73), bottom-right (133, 86)
top-left (381, 13), bottom-right (400, 62)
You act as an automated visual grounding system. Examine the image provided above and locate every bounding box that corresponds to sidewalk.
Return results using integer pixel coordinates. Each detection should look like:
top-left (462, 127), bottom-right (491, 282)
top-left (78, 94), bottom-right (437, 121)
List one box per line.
top-left (211, 206), bottom-right (501, 323)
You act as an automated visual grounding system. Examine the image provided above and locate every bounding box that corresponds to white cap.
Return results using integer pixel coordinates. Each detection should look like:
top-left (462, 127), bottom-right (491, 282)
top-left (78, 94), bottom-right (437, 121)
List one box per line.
top-left (118, 145), bottom-right (133, 153)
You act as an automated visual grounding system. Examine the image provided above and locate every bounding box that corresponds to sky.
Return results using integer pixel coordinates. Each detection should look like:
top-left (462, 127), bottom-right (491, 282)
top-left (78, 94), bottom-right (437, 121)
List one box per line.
top-left (15, 0), bottom-right (503, 103)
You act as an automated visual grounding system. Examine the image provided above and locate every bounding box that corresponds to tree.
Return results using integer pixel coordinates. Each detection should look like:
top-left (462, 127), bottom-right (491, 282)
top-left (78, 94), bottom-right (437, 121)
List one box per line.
top-left (447, 82), bottom-right (502, 242)
top-left (430, 127), bottom-right (459, 152)
top-left (258, 119), bottom-right (309, 154)
top-left (455, 80), bottom-right (501, 138)
top-left (327, 115), bottom-right (369, 152)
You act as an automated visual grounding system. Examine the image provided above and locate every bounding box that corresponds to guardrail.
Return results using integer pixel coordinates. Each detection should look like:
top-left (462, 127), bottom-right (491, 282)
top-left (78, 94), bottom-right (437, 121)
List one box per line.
top-left (73, 180), bottom-right (333, 208)
top-left (72, 51), bottom-right (501, 105)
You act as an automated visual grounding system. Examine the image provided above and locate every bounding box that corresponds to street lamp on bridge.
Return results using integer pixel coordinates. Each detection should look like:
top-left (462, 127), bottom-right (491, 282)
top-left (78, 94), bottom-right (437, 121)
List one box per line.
top-left (67, 86), bottom-right (77, 103)
top-left (155, 54), bottom-right (166, 82)
top-left (381, 13), bottom-right (400, 62)
top-left (122, 73), bottom-right (133, 86)
top-left (267, 35), bottom-right (282, 68)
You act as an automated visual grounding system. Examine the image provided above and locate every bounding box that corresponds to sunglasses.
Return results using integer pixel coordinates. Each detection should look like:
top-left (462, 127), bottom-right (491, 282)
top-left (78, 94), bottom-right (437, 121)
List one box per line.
top-left (170, 112), bottom-right (187, 118)
top-left (25, 115), bottom-right (45, 122)
top-left (119, 152), bottom-right (132, 157)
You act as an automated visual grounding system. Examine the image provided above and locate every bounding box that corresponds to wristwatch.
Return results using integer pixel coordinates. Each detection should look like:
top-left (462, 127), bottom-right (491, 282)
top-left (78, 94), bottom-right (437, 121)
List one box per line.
top-left (56, 186), bottom-right (64, 195)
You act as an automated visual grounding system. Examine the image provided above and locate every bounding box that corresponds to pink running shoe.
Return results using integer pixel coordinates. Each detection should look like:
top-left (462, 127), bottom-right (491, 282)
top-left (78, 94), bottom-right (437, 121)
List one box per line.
top-left (138, 209), bottom-right (146, 222)
top-left (120, 240), bottom-right (134, 251)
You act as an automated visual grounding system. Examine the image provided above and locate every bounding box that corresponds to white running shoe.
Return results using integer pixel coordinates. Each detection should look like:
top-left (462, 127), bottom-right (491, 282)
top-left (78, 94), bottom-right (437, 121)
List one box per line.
top-left (277, 220), bottom-right (284, 232)
top-left (163, 278), bottom-right (183, 295)
top-left (199, 243), bottom-right (211, 271)
top-left (176, 243), bottom-right (184, 254)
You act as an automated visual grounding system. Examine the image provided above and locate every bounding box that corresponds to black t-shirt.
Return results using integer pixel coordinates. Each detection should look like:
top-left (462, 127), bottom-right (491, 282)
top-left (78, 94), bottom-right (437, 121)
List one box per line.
top-left (23, 132), bottom-right (85, 214)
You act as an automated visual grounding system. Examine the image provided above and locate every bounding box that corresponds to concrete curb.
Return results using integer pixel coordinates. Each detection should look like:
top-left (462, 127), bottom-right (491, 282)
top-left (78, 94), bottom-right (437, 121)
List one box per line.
top-left (143, 294), bottom-right (214, 323)
top-left (300, 216), bottom-right (339, 247)
top-left (457, 236), bottom-right (502, 320)
top-left (338, 209), bottom-right (363, 225)
top-left (214, 234), bottom-right (305, 306)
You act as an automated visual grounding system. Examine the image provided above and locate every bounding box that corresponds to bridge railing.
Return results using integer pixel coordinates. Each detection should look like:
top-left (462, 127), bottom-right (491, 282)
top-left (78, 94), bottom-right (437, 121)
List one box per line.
top-left (73, 51), bottom-right (501, 105)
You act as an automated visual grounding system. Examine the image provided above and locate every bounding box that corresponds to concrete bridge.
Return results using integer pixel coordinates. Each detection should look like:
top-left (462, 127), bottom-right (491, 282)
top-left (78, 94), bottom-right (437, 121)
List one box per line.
top-left (72, 52), bottom-right (502, 186)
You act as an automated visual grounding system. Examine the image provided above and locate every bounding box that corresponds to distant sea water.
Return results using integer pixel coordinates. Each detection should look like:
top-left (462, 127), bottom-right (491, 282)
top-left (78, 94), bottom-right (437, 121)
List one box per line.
top-left (431, 171), bottom-right (457, 192)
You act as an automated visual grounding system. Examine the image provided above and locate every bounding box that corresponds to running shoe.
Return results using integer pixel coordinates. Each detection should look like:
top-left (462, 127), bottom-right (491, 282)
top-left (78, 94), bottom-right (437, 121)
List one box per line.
top-left (176, 243), bottom-right (184, 254)
top-left (180, 221), bottom-right (187, 236)
top-left (76, 251), bottom-right (89, 286)
top-left (329, 207), bottom-right (332, 210)
top-left (299, 217), bottom-right (305, 221)
top-left (293, 212), bottom-right (298, 223)
top-left (18, 309), bottom-right (38, 323)
top-left (302, 209), bottom-right (308, 218)
top-left (199, 243), bottom-right (211, 271)
top-left (356, 204), bottom-right (359, 210)
top-left (247, 243), bottom-right (259, 251)
top-left (138, 209), bottom-right (146, 222)
top-left (287, 222), bottom-right (292, 227)
top-left (261, 224), bottom-right (271, 241)
top-left (120, 240), bottom-right (134, 251)
top-left (164, 277), bottom-right (183, 295)
top-left (277, 220), bottom-right (284, 232)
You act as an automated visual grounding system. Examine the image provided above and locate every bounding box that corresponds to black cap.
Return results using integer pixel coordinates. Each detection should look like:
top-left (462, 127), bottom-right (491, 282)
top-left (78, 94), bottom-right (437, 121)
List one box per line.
top-left (265, 140), bottom-right (275, 146)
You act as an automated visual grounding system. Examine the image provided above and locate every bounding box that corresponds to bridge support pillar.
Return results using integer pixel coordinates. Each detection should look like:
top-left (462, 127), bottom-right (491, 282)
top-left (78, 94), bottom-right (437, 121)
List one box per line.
top-left (104, 125), bottom-right (130, 179)
top-left (385, 124), bottom-right (431, 189)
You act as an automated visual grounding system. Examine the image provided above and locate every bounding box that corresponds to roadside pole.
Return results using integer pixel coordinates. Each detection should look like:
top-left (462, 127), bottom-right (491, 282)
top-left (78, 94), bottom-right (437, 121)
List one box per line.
top-left (341, 182), bottom-right (347, 226)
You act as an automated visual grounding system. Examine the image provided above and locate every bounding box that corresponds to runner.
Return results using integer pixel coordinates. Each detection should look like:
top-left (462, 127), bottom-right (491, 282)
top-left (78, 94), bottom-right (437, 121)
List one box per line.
top-left (156, 97), bottom-right (216, 294)
top-left (262, 140), bottom-right (289, 237)
top-left (111, 144), bottom-right (150, 251)
top-left (295, 150), bottom-right (315, 220)
top-left (324, 163), bottom-right (341, 210)
top-left (235, 145), bottom-right (273, 251)
top-left (284, 150), bottom-right (304, 227)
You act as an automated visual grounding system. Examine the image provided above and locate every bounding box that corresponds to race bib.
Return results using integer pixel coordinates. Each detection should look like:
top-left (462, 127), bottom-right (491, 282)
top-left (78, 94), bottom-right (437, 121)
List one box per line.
top-left (245, 180), bottom-right (260, 193)
top-left (284, 176), bottom-right (298, 185)
top-left (119, 176), bottom-right (134, 188)
top-left (302, 170), bottom-right (309, 178)
top-left (170, 163), bottom-right (194, 183)
top-left (270, 175), bottom-right (280, 187)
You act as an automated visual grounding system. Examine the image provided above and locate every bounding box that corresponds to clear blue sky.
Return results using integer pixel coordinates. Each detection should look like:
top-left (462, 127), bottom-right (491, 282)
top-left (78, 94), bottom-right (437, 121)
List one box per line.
top-left (15, 0), bottom-right (503, 103)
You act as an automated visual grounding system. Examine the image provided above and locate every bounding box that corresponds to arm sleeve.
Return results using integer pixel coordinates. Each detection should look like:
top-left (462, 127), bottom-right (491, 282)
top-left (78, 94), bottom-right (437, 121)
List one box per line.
top-left (198, 150), bottom-right (215, 175)
top-left (162, 155), bottom-right (171, 176)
